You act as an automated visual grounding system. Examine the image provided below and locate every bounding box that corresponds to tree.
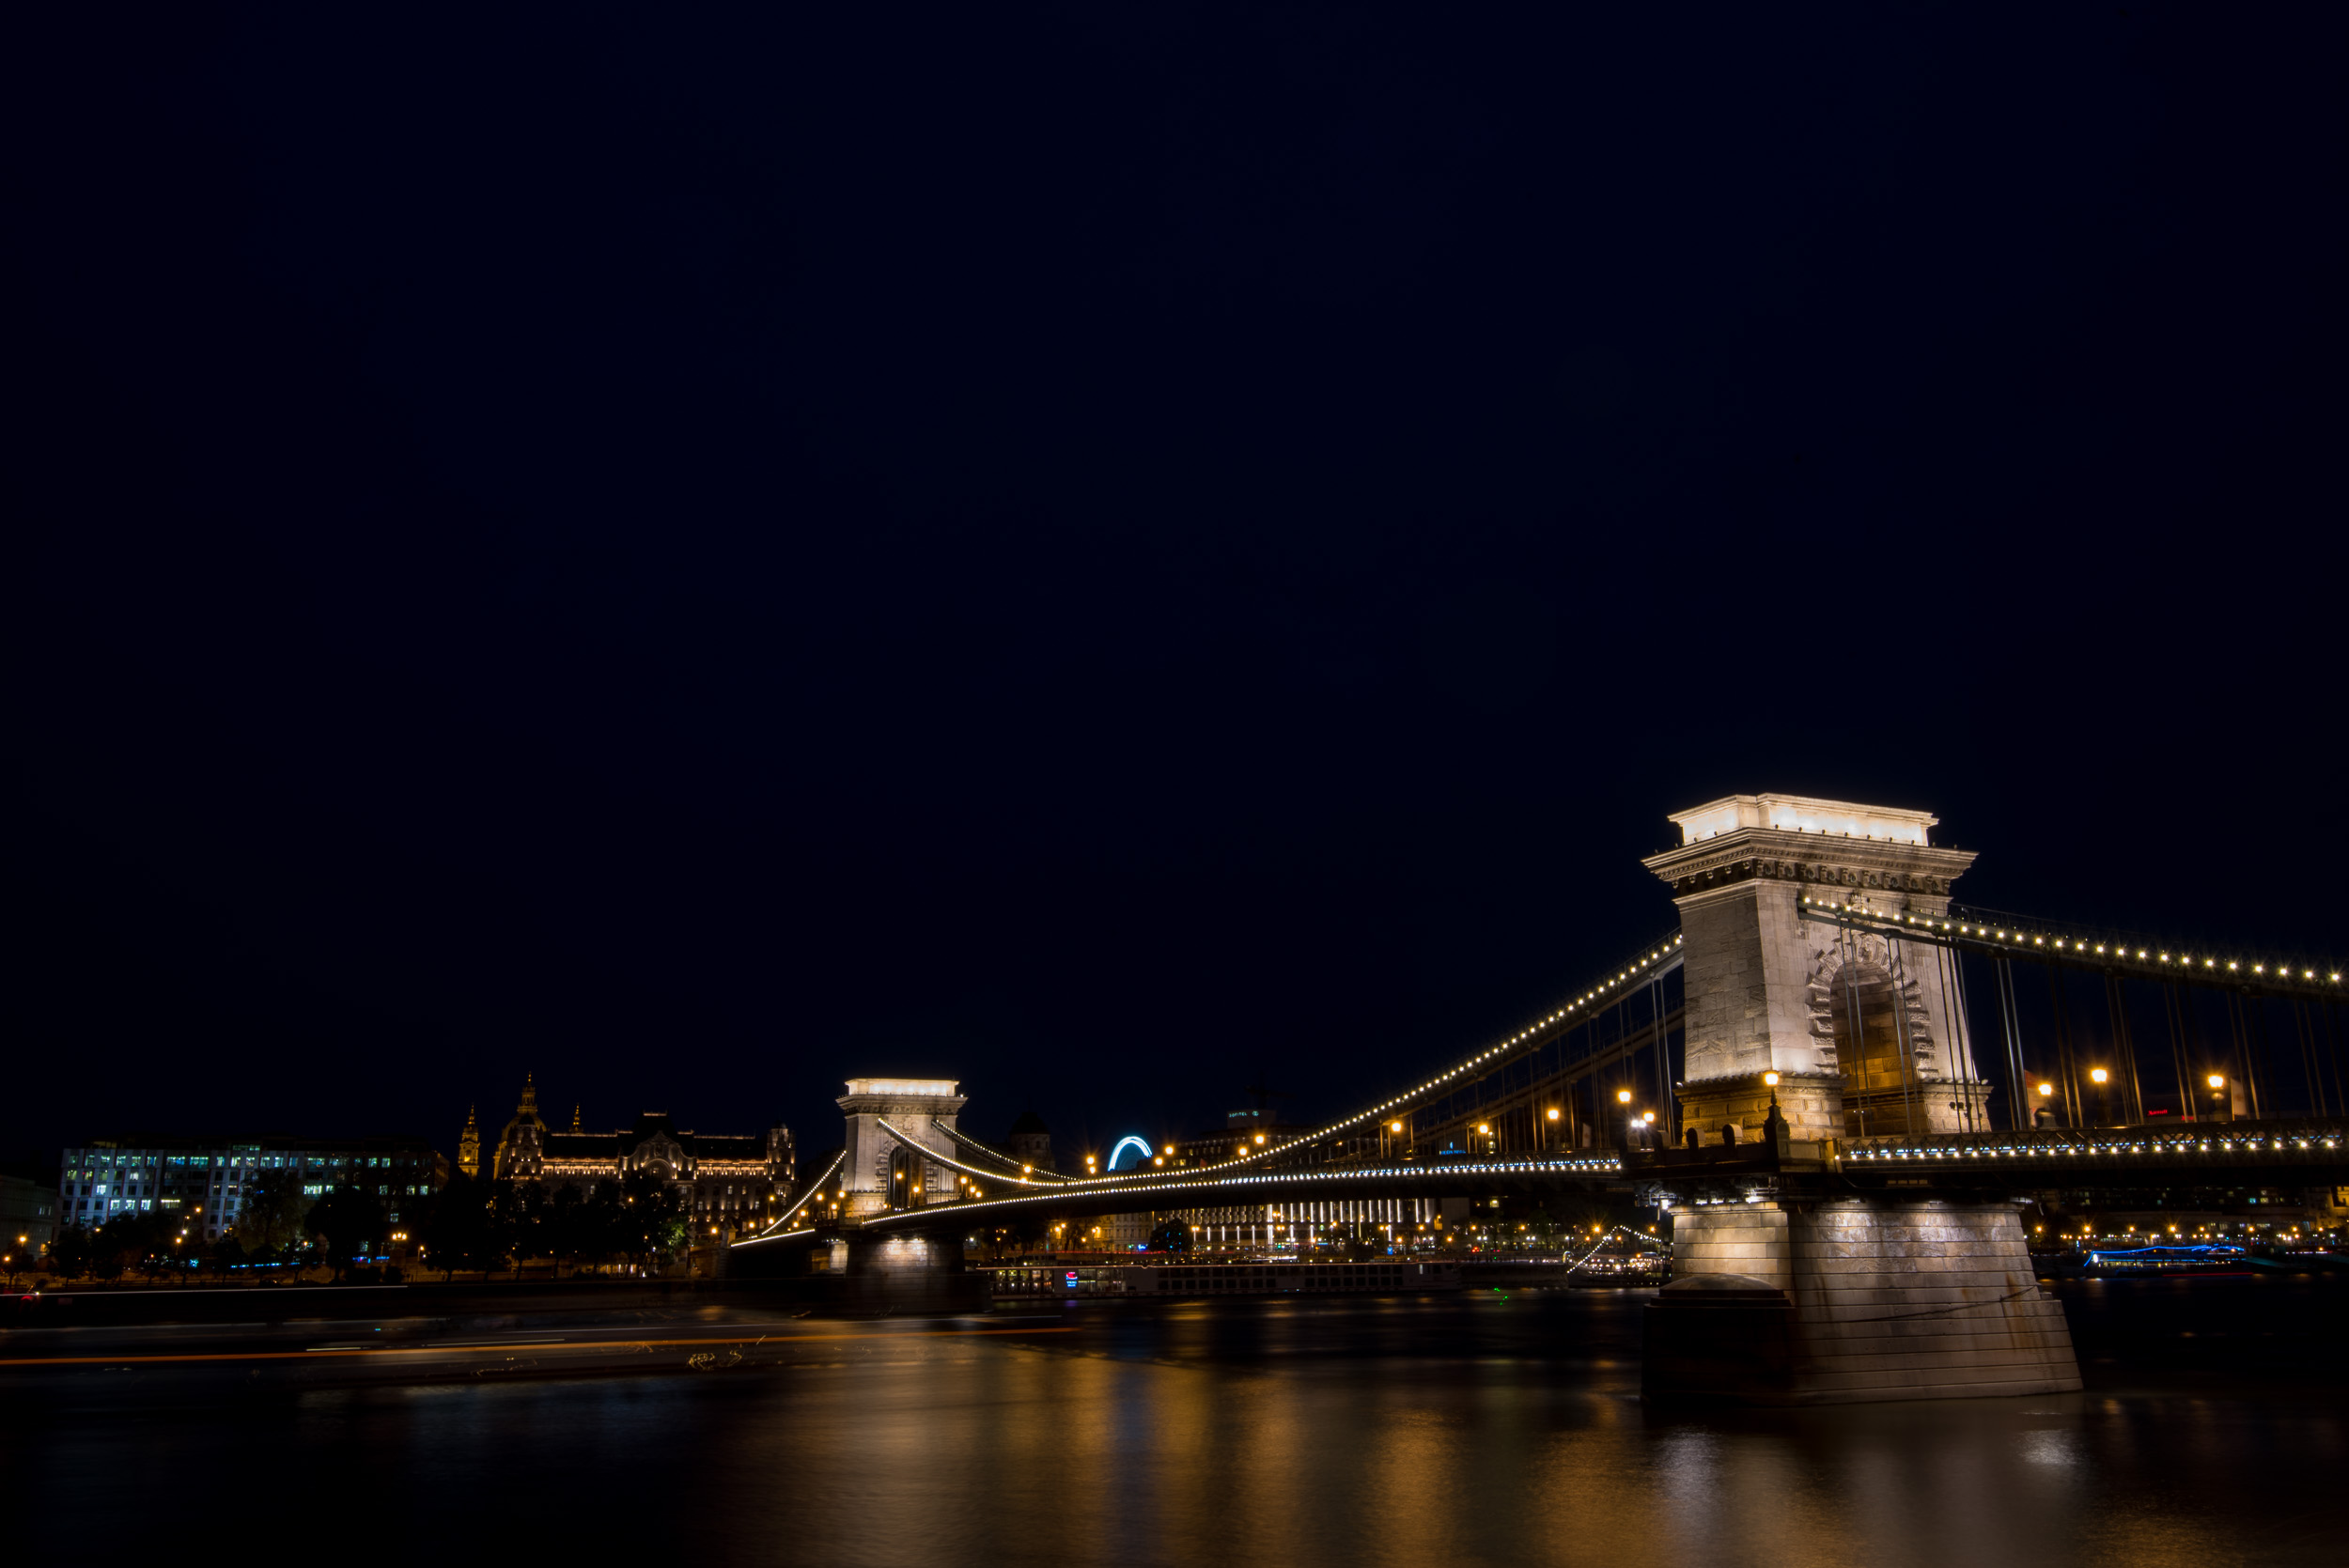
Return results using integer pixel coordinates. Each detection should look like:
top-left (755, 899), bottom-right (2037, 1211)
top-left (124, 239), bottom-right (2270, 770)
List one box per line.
top-left (47, 1224), bottom-right (93, 1282)
top-left (417, 1172), bottom-right (506, 1280)
top-left (89, 1212), bottom-right (173, 1281)
top-left (612, 1172), bottom-right (686, 1273)
top-left (305, 1186), bottom-right (384, 1282)
top-left (572, 1179), bottom-right (627, 1274)
top-left (544, 1183), bottom-right (592, 1274)
top-left (237, 1174), bottom-right (313, 1257)
top-left (1145, 1219), bottom-right (1192, 1253)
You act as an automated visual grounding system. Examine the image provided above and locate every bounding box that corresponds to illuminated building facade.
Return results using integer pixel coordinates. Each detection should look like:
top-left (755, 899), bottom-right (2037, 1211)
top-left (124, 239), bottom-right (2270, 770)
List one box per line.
top-left (1145, 1112), bottom-right (1436, 1252)
top-left (493, 1100), bottom-right (795, 1238)
top-left (490, 1075), bottom-right (549, 1181)
top-left (458, 1107), bottom-right (480, 1179)
top-left (54, 1134), bottom-right (446, 1242)
top-left (1167, 1197), bottom-right (1439, 1251)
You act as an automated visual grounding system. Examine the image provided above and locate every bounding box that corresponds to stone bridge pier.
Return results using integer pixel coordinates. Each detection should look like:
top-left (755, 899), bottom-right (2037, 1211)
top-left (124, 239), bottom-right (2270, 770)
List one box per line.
top-left (1647, 1199), bottom-right (2079, 1405)
top-left (1641, 794), bottom-right (2079, 1404)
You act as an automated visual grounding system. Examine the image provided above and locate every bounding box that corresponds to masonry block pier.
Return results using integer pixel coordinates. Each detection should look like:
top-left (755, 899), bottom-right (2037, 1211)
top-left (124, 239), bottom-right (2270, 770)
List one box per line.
top-left (832, 1229), bottom-right (989, 1315)
top-left (1646, 1198), bottom-right (2079, 1405)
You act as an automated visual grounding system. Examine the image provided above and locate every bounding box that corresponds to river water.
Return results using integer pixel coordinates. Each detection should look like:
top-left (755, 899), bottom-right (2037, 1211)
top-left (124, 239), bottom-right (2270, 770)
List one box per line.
top-left (5, 1275), bottom-right (2343, 1567)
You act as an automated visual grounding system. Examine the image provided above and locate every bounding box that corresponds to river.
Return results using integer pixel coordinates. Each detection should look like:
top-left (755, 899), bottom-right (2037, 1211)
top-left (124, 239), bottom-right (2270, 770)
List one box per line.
top-left (4, 1274), bottom-right (2342, 1566)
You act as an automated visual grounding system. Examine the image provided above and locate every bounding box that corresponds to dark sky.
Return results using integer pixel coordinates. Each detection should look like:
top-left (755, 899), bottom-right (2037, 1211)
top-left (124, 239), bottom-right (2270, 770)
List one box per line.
top-left (7, 6), bottom-right (2344, 1167)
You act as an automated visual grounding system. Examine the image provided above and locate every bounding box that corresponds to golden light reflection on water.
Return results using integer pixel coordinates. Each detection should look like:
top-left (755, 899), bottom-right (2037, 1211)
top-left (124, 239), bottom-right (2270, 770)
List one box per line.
top-left (691, 1296), bottom-right (2326, 1568)
top-left (17, 1291), bottom-right (2339, 1567)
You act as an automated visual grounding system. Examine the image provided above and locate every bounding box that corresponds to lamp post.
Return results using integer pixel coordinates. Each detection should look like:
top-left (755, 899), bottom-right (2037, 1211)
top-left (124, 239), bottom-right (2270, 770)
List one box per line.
top-left (2036, 1081), bottom-right (2058, 1129)
top-left (2089, 1066), bottom-right (2111, 1128)
top-left (2207, 1073), bottom-right (2231, 1123)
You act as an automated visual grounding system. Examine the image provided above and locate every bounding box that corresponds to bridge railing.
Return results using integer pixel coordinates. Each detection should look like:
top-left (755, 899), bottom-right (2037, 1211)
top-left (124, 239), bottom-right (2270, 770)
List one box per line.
top-left (1843, 1117), bottom-right (2343, 1166)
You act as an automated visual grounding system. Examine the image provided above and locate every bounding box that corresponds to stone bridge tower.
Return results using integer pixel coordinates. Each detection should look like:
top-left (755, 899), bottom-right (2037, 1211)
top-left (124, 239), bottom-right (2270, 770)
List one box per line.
top-left (836, 1078), bottom-right (966, 1219)
top-left (1641, 795), bottom-right (2077, 1405)
top-left (1642, 793), bottom-right (1993, 1143)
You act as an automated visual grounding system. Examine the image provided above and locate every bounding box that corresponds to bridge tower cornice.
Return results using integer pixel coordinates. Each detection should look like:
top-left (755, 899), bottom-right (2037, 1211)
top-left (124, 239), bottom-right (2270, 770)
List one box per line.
top-left (1643, 822), bottom-right (1977, 920)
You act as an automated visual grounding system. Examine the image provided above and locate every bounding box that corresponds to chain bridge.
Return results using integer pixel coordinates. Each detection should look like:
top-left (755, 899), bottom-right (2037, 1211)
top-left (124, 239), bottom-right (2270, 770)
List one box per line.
top-left (737, 793), bottom-right (2349, 1405)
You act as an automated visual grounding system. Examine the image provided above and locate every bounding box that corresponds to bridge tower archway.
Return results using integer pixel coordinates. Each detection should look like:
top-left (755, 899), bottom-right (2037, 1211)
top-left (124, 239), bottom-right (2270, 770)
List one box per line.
top-left (1825, 957), bottom-right (1924, 1139)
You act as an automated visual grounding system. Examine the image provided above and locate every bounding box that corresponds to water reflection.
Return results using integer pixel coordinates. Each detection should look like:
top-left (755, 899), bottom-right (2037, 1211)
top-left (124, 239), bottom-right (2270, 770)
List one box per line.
top-left (6, 1284), bottom-right (2342, 1567)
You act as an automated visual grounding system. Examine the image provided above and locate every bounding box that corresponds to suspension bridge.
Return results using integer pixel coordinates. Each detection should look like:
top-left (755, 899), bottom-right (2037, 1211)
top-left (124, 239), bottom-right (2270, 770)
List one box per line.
top-left (736, 793), bottom-right (2347, 1405)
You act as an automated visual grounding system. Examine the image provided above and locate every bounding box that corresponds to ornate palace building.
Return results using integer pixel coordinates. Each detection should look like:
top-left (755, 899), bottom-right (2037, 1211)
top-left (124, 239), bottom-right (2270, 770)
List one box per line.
top-left (473, 1078), bottom-right (795, 1237)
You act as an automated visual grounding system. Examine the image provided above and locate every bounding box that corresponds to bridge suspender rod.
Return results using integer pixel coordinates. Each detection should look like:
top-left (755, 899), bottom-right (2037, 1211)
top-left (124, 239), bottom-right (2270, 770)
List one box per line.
top-left (2326, 1002), bottom-right (2345, 1122)
top-left (2162, 982), bottom-right (2192, 1123)
top-left (2107, 972), bottom-right (2146, 1125)
top-left (1889, 932), bottom-right (1922, 1138)
top-left (1937, 939), bottom-right (1975, 1134)
top-left (2048, 961), bottom-right (2082, 1131)
top-left (1408, 1007), bottom-right (1685, 1151)
top-left (1993, 955), bottom-right (2023, 1128)
top-left (1652, 972), bottom-right (1672, 1145)
top-left (2229, 993), bottom-right (2260, 1118)
top-left (2313, 1002), bottom-right (2330, 1118)
top-left (2321, 1000), bottom-right (2340, 1122)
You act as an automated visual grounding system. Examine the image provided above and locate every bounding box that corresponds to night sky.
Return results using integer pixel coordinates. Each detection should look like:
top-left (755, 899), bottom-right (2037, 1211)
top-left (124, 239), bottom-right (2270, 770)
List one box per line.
top-left (8, 7), bottom-right (2344, 1169)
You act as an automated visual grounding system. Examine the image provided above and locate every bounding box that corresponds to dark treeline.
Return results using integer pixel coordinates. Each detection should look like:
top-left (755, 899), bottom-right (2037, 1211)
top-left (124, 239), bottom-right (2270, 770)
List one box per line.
top-left (29, 1170), bottom-right (701, 1285)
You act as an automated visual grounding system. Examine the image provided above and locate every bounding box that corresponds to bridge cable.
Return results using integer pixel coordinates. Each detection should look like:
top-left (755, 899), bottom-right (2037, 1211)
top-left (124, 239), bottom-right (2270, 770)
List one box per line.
top-left (1937, 936), bottom-right (1983, 1135)
top-left (933, 1121), bottom-right (1076, 1183)
top-left (1839, 924), bottom-right (1870, 1142)
top-left (1993, 955), bottom-right (2025, 1129)
top-left (2326, 1001), bottom-right (2346, 1120)
top-left (743, 1148), bottom-right (845, 1240)
top-left (2160, 981), bottom-right (2189, 1123)
top-left (1888, 929), bottom-right (1922, 1139)
top-left (2048, 958), bottom-right (2082, 1131)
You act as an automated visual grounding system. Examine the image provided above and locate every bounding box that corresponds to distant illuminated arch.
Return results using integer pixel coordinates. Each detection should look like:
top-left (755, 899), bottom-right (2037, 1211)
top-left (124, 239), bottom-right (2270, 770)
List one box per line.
top-left (1108, 1136), bottom-right (1154, 1171)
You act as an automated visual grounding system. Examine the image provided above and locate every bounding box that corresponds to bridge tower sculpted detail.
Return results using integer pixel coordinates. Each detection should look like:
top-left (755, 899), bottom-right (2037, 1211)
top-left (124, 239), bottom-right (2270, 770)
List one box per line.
top-left (1643, 793), bottom-right (1993, 1143)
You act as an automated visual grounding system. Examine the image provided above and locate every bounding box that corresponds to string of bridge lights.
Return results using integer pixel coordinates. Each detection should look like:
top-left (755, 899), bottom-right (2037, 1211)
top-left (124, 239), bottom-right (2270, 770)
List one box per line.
top-left (1844, 1131), bottom-right (2340, 1162)
top-left (832, 1119), bottom-right (2347, 1235)
top-left (864, 935), bottom-right (1691, 1198)
top-left (860, 1155), bottom-right (1630, 1227)
top-left (742, 1149), bottom-right (845, 1239)
top-left (1801, 897), bottom-right (2343, 987)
